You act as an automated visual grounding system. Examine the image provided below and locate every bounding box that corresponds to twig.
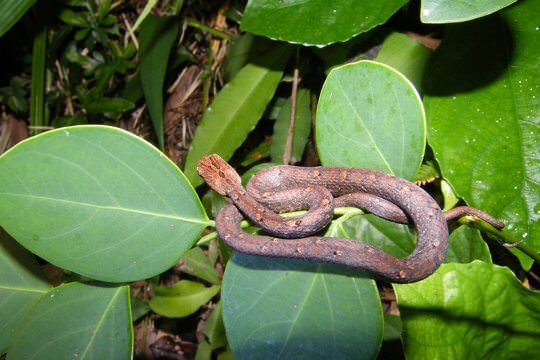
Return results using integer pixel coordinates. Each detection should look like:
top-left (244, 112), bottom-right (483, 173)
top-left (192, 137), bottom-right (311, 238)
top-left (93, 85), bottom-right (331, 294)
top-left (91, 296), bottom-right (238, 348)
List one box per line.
top-left (283, 47), bottom-right (300, 165)
top-left (186, 18), bottom-right (233, 40)
top-left (122, 13), bottom-right (139, 50)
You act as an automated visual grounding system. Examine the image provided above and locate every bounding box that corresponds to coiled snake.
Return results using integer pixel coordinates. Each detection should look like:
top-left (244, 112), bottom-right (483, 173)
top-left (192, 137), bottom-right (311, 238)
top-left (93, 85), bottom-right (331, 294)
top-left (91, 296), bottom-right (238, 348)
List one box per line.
top-left (197, 154), bottom-right (503, 283)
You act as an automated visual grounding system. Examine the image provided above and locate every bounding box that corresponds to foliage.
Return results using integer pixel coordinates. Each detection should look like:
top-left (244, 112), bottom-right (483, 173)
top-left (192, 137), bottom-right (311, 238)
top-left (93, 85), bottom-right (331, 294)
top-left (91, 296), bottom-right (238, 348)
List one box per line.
top-left (0, 0), bottom-right (537, 359)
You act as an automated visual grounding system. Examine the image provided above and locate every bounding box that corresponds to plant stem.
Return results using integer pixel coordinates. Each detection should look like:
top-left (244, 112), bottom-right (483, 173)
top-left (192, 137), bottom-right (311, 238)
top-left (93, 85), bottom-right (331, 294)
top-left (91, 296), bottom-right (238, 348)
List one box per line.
top-left (458, 216), bottom-right (540, 263)
top-left (197, 207), bottom-right (363, 246)
top-left (283, 47), bottom-right (300, 165)
top-left (186, 18), bottom-right (233, 40)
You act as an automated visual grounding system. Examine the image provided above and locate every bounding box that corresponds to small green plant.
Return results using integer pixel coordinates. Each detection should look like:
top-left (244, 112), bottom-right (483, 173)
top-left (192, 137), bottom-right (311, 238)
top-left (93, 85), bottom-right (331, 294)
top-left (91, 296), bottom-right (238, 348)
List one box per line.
top-left (0, 0), bottom-right (538, 359)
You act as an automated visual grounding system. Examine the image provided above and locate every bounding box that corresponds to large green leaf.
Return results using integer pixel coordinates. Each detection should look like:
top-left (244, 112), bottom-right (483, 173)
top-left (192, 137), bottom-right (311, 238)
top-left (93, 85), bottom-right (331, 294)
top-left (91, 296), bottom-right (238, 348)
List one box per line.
top-left (421, 0), bottom-right (517, 23)
top-left (0, 0), bottom-right (37, 37)
top-left (139, 15), bottom-right (180, 149)
top-left (374, 32), bottom-right (433, 89)
top-left (271, 88), bottom-right (312, 164)
top-left (8, 282), bottom-right (132, 359)
top-left (424, 1), bottom-right (539, 268)
top-left (184, 45), bottom-right (291, 187)
top-left (0, 126), bottom-right (209, 282)
top-left (0, 229), bottom-right (51, 355)
top-left (317, 60), bottom-right (426, 180)
top-left (149, 280), bottom-right (220, 318)
top-left (394, 261), bottom-right (540, 359)
top-left (241, 0), bottom-right (408, 46)
top-left (222, 219), bottom-right (382, 359)
top-left (445, 225), bottom-right (491, 264)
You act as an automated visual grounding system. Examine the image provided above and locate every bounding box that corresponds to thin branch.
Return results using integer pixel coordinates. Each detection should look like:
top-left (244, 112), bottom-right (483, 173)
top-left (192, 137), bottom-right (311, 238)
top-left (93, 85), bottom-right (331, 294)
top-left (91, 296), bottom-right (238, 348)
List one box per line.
top-left (283, 47), bottom-right (300, 165)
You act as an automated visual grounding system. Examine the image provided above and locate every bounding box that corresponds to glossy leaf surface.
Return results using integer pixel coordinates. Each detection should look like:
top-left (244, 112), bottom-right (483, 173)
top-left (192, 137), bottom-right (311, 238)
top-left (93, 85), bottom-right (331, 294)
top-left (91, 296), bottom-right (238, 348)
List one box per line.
top-left (421, 0), bottom-right (517, 23)
top-left (0, 229), bottom-right (51, 354)
top-left (184, 45), bottom-right (291, 186)
top-left (271, 89), bottom-right (312, 164)
top-left (241, 0), bottom-right (407, 46)
top-left (0, 126), bottom-right (208, 282)
top-left (395, 261), bottom-right (540, 359)
top-left (0, 0), bottom-right (37, 37)
top-left (424, 1), bottom-right (539, 267)
top-left (149, 280), bottom-right (220, 318)
top-left (317, 60), bottom-right (426, 180)
top-left (8, 282), bottom-right (132, 360)
top-left (222, 219), bottom-right (382, 359)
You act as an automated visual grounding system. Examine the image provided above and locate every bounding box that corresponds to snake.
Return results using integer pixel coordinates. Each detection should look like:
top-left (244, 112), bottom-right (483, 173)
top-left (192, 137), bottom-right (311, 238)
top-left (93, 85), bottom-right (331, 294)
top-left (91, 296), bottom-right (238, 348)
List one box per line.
top-left (197, 154), bottom-right (504, 283)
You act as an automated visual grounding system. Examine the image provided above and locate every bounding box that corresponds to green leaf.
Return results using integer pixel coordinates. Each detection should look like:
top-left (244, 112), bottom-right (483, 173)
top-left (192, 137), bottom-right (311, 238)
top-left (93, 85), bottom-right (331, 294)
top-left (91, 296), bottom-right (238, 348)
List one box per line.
top-left (341, 212), bottom-right (491, 266)
top-left (180, 246), bottom-right (221, 285)
top-left (30, 23), bottom-right (47, 131)
top-left (195, 340), bottom-right (212, 360)
top-left (0, 229), bottom-right (51, 354)
top-left (58, 8), bottom-right (88, 27)
top-left (204, 301), bottom-right (227, 349)
top-left (375, 32), bottom-right (433, 89)
top-left (394, 261), bottom-right (540, 359)
top-left (184, 45), bottom-right (292, 187)
top-left (424, 1), bottom-right (539, 268)
top-left (130, 296), bottom-right (151, 322)
top-left (271, 88), bottom-right (312, 164)
top-left (316, 60), bottom-right (426, 180)
top-left (84, 97), bottom-right (135, 114)
top-left (8, 282), bottom-right (132, 360)
top-left (421, 0), bottom-right (518, 23)
top-left (222, 218), bottom-right (382, 359)
top-left (383, 314), bottom-right (402, 341)
top-left (445, 225), bottom-right (492, 264)
top-left (340, 214), bottom-right (415, 258)
top-left (223, 33), bottom-right (276, 82)
top-left (240, 139), bottom-right (272, 167)
top-left (0, 125), bottom-right (208, 282)
top-left (413, 161), bottom-right (440, 185)
top-left (149, 280), bottom-right (220, 318)
top-left (0, 0), bottom-right (38, 37)
top-left (139, 15), bottom-right (180, 149)
top-left (441, 180), bottom-right (459, 211)
top-left (241, 0), bottom-right (407, 46)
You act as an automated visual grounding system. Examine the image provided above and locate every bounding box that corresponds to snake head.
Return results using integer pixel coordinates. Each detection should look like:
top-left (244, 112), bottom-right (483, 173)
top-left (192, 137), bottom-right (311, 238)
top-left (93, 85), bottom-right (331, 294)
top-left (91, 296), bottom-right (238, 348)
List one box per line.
top-left (197, 154), bottom-right (242, 196)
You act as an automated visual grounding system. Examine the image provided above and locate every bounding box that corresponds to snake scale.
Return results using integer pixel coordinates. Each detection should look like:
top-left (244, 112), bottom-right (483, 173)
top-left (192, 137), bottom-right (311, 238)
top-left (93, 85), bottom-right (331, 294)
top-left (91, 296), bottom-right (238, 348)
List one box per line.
top-left (197, 154), bottom-right (504, 283)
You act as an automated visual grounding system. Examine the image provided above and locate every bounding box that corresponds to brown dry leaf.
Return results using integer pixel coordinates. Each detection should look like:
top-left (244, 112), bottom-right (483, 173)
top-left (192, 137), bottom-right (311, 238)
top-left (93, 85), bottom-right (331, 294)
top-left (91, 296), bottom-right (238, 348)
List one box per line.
top-left (0, 113), bottom-right (28, 154)
top-left (164, 65), bottom-right (203, 166)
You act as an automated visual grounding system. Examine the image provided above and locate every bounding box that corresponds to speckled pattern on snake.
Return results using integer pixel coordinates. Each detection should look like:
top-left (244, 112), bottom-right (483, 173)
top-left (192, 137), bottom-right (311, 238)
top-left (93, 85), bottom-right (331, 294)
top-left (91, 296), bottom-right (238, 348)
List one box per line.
top-left (197, 154), bottom-right (504, 283)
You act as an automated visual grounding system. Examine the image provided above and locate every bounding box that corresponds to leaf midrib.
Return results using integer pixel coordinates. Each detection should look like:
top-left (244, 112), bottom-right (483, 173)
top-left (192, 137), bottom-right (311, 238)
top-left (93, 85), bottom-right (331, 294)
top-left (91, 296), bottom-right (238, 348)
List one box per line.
top-left (0, 192), bottom-right (208, 225)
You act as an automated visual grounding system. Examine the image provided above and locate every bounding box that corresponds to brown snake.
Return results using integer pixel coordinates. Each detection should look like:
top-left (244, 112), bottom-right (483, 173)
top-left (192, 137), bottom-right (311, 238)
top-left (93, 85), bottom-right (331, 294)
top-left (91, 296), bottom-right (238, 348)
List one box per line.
top-left (197, 154), bottom-right (504, 283)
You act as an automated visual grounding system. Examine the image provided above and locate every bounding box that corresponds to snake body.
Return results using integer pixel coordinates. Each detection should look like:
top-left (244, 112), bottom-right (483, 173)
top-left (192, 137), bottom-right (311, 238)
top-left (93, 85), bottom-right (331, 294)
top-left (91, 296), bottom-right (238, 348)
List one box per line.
top-left (197, 154), bottom-right (503, 283)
